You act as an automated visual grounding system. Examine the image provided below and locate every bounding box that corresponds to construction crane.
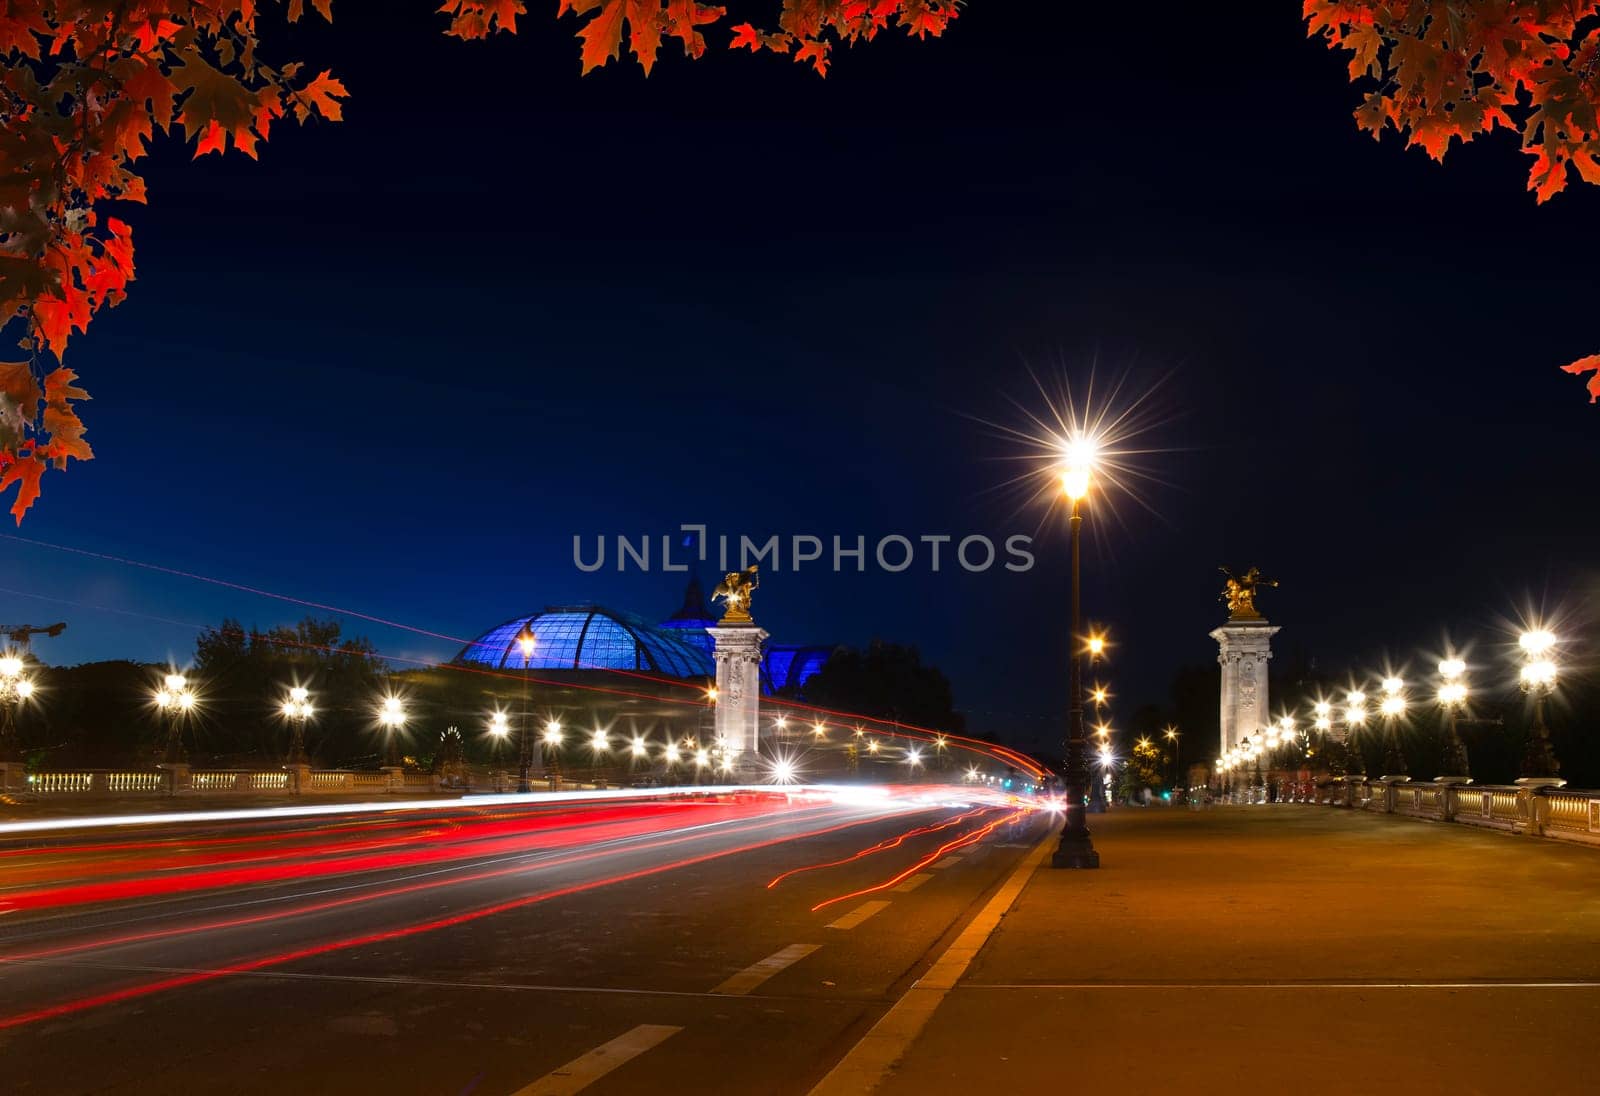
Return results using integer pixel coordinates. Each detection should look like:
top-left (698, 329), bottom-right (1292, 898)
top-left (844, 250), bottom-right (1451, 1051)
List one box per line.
top-left (2, 622), bottom-right (66, 652)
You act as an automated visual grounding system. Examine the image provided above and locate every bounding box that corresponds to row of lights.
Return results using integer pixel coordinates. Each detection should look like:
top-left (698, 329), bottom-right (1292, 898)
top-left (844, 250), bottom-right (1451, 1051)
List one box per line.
top-left (1218, 628), bottom-right (1567, 783)
top-left (770, 713), bottom-right (946, 764)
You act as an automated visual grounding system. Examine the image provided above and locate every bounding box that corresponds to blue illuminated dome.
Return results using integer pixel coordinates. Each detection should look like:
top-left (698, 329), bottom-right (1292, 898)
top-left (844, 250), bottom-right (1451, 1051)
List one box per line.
top-left (764, 644), bottom-right (833, 694)
top-left (456, 606), bottom-right (713, 679)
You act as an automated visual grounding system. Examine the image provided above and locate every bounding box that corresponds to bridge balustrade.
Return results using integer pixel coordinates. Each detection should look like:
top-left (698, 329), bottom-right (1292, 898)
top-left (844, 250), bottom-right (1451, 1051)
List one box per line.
top-left (1312, 778), bottom-right (1600, 847)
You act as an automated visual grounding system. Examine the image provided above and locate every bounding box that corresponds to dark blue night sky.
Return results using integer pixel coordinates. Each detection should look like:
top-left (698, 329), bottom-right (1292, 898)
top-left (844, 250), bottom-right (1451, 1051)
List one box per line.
top-left (3, 4), bottom-right (1596, 756)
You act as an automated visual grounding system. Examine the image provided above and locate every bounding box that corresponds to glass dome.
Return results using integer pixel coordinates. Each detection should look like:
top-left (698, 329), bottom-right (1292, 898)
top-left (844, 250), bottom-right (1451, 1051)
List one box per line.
top-left (456, 606), bottom-right (713, 679)
top-left (763, 645), bottom-right (833, 694)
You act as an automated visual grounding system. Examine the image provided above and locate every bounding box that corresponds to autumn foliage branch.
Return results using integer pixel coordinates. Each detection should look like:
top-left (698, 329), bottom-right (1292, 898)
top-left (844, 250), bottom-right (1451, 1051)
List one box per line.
top-left (1304, 0), bottom-right (1600, 403)
top-left (0, 1), bottom-right (959, 523)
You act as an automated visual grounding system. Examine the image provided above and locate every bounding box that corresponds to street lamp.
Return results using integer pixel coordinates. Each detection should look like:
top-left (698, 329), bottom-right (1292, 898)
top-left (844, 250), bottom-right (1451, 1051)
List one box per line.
top-left (0, 653), bottom-right (35, 762)
top-left (1436, 657), bottom-right (1471, 780)
top-left (543, 719), bottom-right (564, 788)
top-left (154, 672), bottom-right (197, 764)
top-left (1344, 689), bottom-right (1368, 779)
top-left (488, 709), bottom-right (511, 787)
top-left (1161, 725), bottom-right (1181, 790)
top-left (281, 685), bottom-right (314, 765)
top-left (1517, 629), bottom-right (1563, 783)
top-left (513, 624), bottom-right (537, 792)
top-left (379, 694), bottom-right (406, 766)
top-left (1378, 676), bottom-right (1408, 780)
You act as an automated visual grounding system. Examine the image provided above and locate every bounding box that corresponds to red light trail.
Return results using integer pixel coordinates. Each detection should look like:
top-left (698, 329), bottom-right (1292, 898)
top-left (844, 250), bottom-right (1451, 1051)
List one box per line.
top-left (765, 805), bottom-right (996, 889)
top-left (0, 800), bottom-right (939, 1031)
top-left (808, 808), bottom-right (1029, 913)
top-left (0, 799), bottom-right (827, 914)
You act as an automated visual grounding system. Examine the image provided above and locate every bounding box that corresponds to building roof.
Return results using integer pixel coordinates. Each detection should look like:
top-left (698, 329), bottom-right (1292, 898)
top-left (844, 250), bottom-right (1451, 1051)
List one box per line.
top-left (455, 606), bottom-right (713, 679)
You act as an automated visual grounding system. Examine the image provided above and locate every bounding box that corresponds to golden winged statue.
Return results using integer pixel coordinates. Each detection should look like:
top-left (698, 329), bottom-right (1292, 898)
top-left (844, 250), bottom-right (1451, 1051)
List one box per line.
top-left (1220, 566), bottom-right (1277, 621)
top-left (711, 565), bottom-right (759, 625)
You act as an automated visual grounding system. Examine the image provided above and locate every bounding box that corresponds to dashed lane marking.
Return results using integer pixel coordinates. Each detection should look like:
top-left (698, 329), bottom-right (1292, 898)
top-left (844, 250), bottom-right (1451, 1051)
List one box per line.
top-left (711, 943), bottom-right (821, 995)
top-left (892, 873), bottom-right (934, 893)
top-left (826, 900), bottom-right (891, 930)
top-left (512, 1024), bottom-right (682, 1095)
top-left (930, 855), bottom-right (964, 869)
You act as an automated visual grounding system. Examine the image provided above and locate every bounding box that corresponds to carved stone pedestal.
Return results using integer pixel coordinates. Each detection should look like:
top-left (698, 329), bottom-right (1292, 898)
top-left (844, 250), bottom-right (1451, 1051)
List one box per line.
top-left (708, 624), bottom-right (768, 776)
top-left (1210, 620), bottom-right (1280, 758)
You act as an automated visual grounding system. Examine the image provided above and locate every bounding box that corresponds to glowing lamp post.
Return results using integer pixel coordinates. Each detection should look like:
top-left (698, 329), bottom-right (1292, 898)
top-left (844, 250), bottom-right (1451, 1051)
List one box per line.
top-left (1516, 630), bottom-right (1563, 784)
top-left (1435, 658), bottom-right (1471, 781)
top-left (154, 673), bottom-right (197, 764)
top-left (1162, 725), bottom-right (1181, 793)
top-left (281, 685), bottom-right (314, 765)
top-left (515, 625), bottom-right (536, 793)
top-left (1378, 676), bottom-right (1409, 781)
top-left (1051, 433), bottom-right (1101, 869)
top-left (1312, 701), bottom-right (1332, 744)
top-left (378, 695), bottom-right (406, 767)
top-left (488, 710), bottom-right (510, 788)
top-left (1344, 691), bottom-right (1368, 779)
top-left (1275, 714), bottom-right (1296, 801)
top-left (542, 719), bottom-right (565, 788)
top-left (0, 653), bottom-right (34, 763)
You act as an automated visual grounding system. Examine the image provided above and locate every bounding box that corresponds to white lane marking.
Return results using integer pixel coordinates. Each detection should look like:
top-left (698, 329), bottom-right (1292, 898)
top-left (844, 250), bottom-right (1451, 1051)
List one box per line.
top-left (809, 830), bottom-right (1052, 1095)
top-left (930, 855), bottom-right (963, 869)
top-left (512, 1024), bottom-right (682, 1095)
top-left (892, 873), bottom-right (934, 893)
top-left (826, 900), bottom-right (891, 930)
top-left (712, 943), bottom-right (821, 995)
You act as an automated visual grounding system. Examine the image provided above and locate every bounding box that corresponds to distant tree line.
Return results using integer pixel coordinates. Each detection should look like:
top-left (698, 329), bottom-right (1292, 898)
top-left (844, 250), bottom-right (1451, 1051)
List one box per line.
top-left (11, 622), bottom-right (984, 773)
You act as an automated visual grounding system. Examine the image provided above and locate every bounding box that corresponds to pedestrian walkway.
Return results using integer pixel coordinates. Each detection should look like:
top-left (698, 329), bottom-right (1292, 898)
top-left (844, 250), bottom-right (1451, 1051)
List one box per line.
top-left (862, 806), bottom-right (1600, 1094)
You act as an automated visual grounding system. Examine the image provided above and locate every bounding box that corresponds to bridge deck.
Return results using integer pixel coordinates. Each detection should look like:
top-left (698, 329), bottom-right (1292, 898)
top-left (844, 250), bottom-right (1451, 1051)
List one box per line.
top-left (881, 806), bottom-right (1599, 1093)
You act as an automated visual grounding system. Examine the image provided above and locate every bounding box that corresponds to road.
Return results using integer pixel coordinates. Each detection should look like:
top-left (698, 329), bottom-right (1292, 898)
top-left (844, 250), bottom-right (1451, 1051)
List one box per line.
top-left (0, 789), bottom-right (1049, 1094)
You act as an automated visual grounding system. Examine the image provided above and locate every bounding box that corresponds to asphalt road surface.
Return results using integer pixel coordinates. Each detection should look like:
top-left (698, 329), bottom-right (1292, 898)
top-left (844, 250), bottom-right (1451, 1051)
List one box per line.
top-left (0, 790), bottom-right (1049, 1094)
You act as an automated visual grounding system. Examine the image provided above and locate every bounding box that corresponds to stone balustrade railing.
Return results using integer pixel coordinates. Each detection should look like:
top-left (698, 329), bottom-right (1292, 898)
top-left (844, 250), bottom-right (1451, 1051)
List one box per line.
top-left (0, 764), bottom-right (615, 798)
top-left (1313, 778), bottom-right (1600, 847)
top-left (0, 766), bottom-right (519, 798)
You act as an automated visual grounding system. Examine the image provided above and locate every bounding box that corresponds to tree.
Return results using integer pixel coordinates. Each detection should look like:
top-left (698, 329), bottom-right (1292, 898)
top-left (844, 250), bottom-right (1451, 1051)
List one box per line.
top-left (1304, 1), bottom-right (1600, 403)
top-left (1117, 735), bottom-right (1167, 801)
top-left (191, 615), bottom-right (384, 763)
top-left (800, 640), bottom-right (966, 734)
top-left (0, 3), bottom-right (957, 522)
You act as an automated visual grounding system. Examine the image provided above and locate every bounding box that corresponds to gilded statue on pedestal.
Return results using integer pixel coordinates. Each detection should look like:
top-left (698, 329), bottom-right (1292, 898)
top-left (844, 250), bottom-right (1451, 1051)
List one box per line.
top-left (1220, 566), bottom-right (1276, 621)
top-left (711, 565), bottom-right (759, 625)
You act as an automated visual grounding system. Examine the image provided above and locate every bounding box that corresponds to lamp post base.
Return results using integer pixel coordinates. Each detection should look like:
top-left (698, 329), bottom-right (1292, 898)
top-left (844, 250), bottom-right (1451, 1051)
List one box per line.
top-left (1051, 835), bottom-right (1100, 869)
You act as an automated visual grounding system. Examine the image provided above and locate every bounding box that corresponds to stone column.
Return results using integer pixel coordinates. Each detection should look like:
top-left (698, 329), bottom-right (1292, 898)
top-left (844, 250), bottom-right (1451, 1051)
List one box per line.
top-left (1210, 620), bottom-right (1280, 757)
top-left (707, 624), bottom-right (768, 776)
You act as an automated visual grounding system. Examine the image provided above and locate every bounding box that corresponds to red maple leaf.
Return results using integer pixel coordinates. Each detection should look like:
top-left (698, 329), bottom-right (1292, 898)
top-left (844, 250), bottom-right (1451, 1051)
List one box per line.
top-left (730, 22), bottom-right (761, 51)
top-left (296, 70), bottom-right (349, 123)
top-left (0, 454), bottom-right (46, 524)
top-left (41, 367), bottom-right (92, 468)
top-left (1525, 146), bottom-right (1569, 203)
top-left (795, 38), bottom-right (829, 76)
top-left (440, 1), bottom-right (527, 39)
top-left (666, 1), bottom-right (723, 59)
top-left (1562, 355), bottom-right (1600, 403)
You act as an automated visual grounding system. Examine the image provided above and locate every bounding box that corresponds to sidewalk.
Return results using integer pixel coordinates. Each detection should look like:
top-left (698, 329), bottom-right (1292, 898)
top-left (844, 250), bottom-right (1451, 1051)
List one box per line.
top-left (872, 807), bottom-right (1600, 1093)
